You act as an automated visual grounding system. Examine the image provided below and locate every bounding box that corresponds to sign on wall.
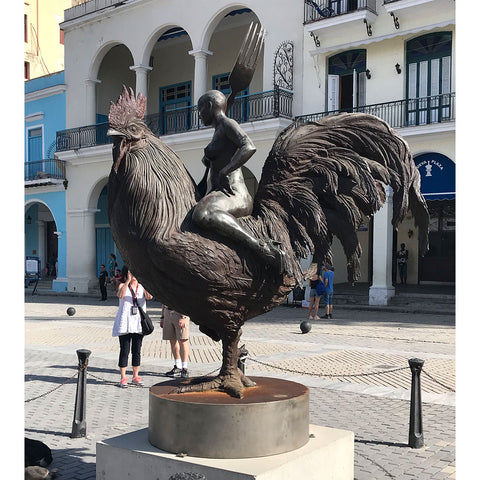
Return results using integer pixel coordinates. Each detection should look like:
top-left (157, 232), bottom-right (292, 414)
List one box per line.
top-left (414, 152), bottom-right (455, 200)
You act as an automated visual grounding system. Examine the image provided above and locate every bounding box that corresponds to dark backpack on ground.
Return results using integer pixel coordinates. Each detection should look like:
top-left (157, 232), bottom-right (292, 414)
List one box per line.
top-left (25, 438), bottom-right (52, 468)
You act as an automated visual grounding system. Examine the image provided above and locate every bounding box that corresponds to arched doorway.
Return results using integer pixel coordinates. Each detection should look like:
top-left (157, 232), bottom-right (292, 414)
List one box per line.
top-left (95, 185), bottom-right (124, 277)
top-left (25, 202), bottom-right (58, 278)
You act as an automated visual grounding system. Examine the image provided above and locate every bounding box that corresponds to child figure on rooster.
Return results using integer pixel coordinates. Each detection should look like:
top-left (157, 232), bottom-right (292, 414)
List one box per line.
top-left (193, 89), bottom-right (285, 273)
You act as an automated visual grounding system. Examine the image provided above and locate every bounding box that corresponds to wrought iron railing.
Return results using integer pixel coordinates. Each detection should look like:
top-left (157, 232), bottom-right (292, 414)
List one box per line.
top-left (56, 88), bottom-right (293, 151)
top-left (304, 0), bottom-right (377, 24)
top-left (56, 122), bottom-right (111, 152)
top-left (24, 159), bottom-right (66, 182)
top-left (294, 92), bottom-right (456, 130)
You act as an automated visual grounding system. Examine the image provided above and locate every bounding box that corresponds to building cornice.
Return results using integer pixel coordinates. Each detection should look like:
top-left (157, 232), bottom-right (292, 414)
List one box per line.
top-left (25, 84), bottom-right (67, 102)
top-left (25, 112), bottom-right (45, 123)
top-left (397, 122), bottom-right (455, 137)
top-left (308, 19), bottom-right (455, 56)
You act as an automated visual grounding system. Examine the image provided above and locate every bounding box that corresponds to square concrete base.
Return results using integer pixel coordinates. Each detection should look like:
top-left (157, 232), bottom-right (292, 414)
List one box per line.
top-left (96, 424), bottom-right (354, 480)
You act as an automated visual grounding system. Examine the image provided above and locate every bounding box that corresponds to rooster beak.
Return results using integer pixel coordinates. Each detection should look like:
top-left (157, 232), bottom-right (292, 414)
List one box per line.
top-left (107, 128), bottom-right (123, 138)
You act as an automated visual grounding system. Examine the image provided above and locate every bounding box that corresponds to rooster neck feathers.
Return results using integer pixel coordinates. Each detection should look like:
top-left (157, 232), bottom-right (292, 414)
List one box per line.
top-left (109, 132), bottom-right (196, 242)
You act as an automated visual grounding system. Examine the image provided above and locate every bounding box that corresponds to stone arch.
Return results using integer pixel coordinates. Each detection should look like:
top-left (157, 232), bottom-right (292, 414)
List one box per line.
top-left (87, 176), bottom-right (109, 211)
top-left (201, 5), bottom-right (257, 52)
top-left (88, 40), bottom-right (135, 81)
top-left (24, 200), bottom-right (59, 278)
top-left (140, 24), bottom-right (194, 68)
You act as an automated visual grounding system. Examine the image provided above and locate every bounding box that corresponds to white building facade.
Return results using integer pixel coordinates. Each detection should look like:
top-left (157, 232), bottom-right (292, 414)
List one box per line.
top-left (56, 0), bottom-right (455, 302)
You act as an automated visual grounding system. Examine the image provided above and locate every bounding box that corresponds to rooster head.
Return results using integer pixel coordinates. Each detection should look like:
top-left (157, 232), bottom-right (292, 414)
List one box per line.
top-left (108, 85), bottom-right (148, 173)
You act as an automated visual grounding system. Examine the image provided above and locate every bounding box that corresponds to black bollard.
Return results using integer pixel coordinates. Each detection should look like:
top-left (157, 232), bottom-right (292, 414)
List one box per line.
top-left (408, 357), bottom-right (424, 448)
top-left (237, 345), bottom-right (248, 375)
top-left (71, 349), bottom-right (91, 438)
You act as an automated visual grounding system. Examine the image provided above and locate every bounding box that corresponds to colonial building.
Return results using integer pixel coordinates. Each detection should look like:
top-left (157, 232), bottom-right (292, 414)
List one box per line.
top-left (25, 71), bottom-right (68, 291)
top-left (24, 0), bottom-right (73, 80)
top-left (53, 0), bottom-right (455, 302)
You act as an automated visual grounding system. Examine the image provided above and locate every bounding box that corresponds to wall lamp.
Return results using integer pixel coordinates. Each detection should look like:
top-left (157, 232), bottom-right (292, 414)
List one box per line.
top-left (395, 63), bottom-right (402, 74)
top-left (365, 69), bottom-right (371, 79)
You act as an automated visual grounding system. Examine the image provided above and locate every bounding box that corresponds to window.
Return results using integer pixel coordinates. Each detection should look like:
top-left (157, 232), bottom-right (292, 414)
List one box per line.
top-left (213, 73), bottom-right (249, 123)
top-left (159, 82), bottom-right (192, 134)
top-left (28, 128), bottom-right (43, 162)
top-left (327, 49), bottom-right (367, 112)
top-left (60, 28), bottom-right (64, 45)
top-left (25, 62), bottom-right (30, 80)
top-left (406, 32), bottom-right (452, 126)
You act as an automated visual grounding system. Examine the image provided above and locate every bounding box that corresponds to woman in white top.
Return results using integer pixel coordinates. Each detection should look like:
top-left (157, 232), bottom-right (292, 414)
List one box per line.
top-left (112, 266), bottom-right (152, 387)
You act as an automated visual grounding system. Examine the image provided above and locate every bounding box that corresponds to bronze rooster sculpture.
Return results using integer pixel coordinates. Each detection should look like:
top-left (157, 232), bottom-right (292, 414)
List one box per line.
top-left (107, 86), bottom-right (429, 398)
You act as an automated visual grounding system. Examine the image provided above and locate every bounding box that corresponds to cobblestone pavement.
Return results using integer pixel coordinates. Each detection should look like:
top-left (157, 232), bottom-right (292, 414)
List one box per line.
top-left (23, 295), bottom-right (455, 479)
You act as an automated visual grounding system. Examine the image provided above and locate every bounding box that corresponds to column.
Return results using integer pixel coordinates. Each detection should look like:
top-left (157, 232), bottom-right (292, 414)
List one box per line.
top-left (188, 48), bottom-right (213, 104)
top-left (37, 220), bottom-right (46, 274)
top-left (66, 208), bottom-right (99, 293)
top-left (129, 64), bottom-right (152, 100)
top-left (85, 78), bottom-right (101, 125)
top-left (369, 185), bottom-right (395, 305)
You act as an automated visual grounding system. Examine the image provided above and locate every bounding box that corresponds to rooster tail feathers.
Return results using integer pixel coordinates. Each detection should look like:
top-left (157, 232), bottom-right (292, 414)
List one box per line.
top-left (253, 113), bottom-right (429, 283)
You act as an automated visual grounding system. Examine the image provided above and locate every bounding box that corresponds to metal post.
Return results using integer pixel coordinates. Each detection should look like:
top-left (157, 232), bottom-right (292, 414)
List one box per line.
top-left (408, 357), bottom-right (424, 448)
top-left (71, 349), bottom-right (91, 438)
top-left (273, 84), bottom-right (280, 117)
top-left (237, 346), bottom-right (248, 375)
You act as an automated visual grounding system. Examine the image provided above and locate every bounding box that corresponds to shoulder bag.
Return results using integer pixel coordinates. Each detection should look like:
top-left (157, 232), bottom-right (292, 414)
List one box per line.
top-left (139, 306), bottom-right (154, 335)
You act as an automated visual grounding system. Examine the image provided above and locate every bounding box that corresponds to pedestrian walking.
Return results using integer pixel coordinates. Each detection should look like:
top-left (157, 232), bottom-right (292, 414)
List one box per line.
top-left (307, 268), bottom-right (322, 320)
top-left (112, 266), bottom-right (153, 388)
top-left (161, 306), bottom-right (190, 378)
top-left (321, 264), bottom-right (334, 319)
top-left (99, 264), bottom-right (108, 301)
top-left (108, 253), bottom-right (117, 280)
top-left (397, 243), bottom-right (409, 285)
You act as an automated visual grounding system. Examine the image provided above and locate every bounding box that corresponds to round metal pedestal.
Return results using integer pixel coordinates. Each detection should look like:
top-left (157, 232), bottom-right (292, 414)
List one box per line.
top-left (149, 376), bottom-right (309, 459)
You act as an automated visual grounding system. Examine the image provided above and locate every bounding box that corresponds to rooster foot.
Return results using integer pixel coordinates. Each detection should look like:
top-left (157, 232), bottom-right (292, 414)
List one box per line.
top-left (176, 372), bottom-right (256, 399)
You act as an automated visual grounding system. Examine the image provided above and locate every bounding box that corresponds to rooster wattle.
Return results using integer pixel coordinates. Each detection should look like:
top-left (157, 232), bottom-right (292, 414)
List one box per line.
top-left (107, 86), bottom-right (428, 398)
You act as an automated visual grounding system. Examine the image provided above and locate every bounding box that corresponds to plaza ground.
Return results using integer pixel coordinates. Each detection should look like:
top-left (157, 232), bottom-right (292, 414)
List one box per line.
top-left (22, 288), bottom-right (455, 479)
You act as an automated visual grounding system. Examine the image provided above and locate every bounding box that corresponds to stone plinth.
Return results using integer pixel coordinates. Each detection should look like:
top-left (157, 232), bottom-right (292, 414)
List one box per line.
top-left (96, 424), bottom-right (354, 480)
top-left (148, 376), bottom-right (309, 458)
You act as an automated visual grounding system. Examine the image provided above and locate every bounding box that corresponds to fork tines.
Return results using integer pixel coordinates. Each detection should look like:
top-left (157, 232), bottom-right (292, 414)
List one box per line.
top-left (238, 22), bottom-right (266, 68)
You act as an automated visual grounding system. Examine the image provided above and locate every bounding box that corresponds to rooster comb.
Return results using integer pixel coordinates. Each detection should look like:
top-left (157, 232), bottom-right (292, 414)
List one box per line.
top-left (109, 85), bottom-right (146, 128)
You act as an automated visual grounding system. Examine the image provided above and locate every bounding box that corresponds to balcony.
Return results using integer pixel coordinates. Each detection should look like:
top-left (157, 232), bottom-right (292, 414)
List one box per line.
top-left (295, 92), bottom-right (455, 131)
top-left (25, 159), bottom-right (67, 187)
top-left (56, 88), bottom-right (293, 152)
top-left (304, 0), bottom-right (377, 25)
top-left (63, 0), bottom-right (126, 23)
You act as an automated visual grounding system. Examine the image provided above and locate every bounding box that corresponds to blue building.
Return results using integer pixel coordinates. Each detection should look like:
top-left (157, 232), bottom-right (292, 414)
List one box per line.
top-left (25, 71), bottom-right (68, 291)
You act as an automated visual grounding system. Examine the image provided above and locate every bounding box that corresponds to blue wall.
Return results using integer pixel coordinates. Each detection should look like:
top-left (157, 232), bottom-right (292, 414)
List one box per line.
top-left (25, 71), bottom-right (66, 161)
top-left (25, 72), bottom-right (67, 291)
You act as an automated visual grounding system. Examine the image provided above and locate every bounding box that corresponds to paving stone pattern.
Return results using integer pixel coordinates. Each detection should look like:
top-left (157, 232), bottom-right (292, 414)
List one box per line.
top-left (24, 296), bottom-right (455, 479)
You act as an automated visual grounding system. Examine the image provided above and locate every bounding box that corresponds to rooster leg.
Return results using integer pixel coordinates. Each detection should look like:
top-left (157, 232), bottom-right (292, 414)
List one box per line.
top-left (176, 328), bottom-right (256, 398)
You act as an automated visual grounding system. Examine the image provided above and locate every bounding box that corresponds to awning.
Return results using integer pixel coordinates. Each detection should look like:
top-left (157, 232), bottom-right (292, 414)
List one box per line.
top-left (414, 153), bottom-right (455, 201)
